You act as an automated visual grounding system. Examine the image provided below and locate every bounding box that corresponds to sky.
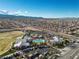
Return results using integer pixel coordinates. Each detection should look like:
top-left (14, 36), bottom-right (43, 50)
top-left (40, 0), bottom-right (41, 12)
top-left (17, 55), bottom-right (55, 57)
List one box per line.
top-left (0, 0), bottom-right (78, 18)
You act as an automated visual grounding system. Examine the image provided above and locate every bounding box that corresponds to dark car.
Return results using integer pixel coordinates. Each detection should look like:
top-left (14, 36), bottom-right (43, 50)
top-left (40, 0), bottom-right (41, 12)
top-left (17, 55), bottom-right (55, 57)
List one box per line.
top-left (2, 56), bottom-right (12, 59)
top-left (23, 48), bottom-right (33, 52)
top-left (38, 45), bottom-right (49, 49)
top-left (13, 53), bottom-right (20, 57)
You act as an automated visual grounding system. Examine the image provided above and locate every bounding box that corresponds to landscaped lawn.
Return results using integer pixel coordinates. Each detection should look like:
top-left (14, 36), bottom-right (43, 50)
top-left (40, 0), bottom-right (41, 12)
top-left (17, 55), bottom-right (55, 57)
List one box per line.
top-left (0, 31), bottom-right (24, 55)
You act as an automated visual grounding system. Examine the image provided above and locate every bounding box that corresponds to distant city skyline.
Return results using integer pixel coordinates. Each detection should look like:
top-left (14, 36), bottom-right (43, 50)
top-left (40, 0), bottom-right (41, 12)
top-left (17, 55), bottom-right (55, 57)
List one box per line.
top-left (0, 0), bottom-right (78, 18)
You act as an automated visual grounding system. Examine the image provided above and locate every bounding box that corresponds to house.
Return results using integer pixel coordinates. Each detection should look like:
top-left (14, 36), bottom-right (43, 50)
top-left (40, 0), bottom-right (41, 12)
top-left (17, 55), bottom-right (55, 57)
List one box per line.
top-left (14, 41), bottom-right (22, 47)
top-left (50, 36), bottom-right (63, 44)
top-left (53, 36), bottom-right (59, 43)
top-left (14, 37), bottom-right (22, 47)
top-left (14, 35), bottom-right (30, 47)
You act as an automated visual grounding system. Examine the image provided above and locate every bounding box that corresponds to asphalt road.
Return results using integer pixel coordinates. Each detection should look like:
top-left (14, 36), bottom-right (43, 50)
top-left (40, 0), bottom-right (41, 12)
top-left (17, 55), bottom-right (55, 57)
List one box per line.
top-left (58, 43), bottom-right (79, 59)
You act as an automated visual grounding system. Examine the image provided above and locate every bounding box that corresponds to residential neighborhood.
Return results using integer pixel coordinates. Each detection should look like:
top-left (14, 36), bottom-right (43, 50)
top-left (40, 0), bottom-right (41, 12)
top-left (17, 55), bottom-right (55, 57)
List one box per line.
top-left (0, 0), bottom-right (78, 59)
top-left (1, 29), bottom-right (78, 59)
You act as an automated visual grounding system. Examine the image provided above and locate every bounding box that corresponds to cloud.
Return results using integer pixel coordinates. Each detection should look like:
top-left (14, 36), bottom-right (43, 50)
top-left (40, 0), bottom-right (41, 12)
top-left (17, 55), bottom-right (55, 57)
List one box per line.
top-left (13, 10), bottom-right (28, 16)
top-left (0, 9), bottom-right (28, 16)
top-left (0, 10), bottom-right (8, 14)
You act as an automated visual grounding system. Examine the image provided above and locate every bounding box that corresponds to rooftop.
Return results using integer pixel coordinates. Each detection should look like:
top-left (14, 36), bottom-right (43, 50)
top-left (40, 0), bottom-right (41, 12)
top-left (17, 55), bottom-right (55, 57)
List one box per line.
top-left (32, 39), bottom-right (46, 43)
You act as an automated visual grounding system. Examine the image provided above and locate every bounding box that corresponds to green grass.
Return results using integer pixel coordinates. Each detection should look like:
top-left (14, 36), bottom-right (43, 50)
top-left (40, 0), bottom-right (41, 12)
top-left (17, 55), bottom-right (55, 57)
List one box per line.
top-left (0, 31), bottom-right (24, 55)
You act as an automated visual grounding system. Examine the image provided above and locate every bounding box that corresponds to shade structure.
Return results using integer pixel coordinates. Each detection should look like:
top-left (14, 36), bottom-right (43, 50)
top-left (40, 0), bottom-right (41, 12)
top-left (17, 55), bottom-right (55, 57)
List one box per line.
top-left (32, 39), bottom-right (45, 43)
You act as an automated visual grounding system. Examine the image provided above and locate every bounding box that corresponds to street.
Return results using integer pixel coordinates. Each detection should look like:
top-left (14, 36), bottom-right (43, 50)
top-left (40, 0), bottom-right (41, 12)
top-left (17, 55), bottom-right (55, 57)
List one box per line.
top-left (58, 42), bottom-right (79, 59)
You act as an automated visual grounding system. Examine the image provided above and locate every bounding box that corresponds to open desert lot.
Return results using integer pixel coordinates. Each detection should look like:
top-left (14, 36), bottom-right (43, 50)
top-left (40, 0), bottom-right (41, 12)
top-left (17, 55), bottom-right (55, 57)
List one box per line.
top-left (0, 31), bottom-right (24, 55)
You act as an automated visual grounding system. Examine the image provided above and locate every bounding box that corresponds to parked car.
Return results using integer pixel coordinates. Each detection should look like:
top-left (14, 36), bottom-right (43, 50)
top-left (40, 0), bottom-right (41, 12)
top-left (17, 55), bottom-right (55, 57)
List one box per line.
top-left (38, 45), bottom-right (49, 49)
top-left (2, 56), bottom-right (12, 59)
